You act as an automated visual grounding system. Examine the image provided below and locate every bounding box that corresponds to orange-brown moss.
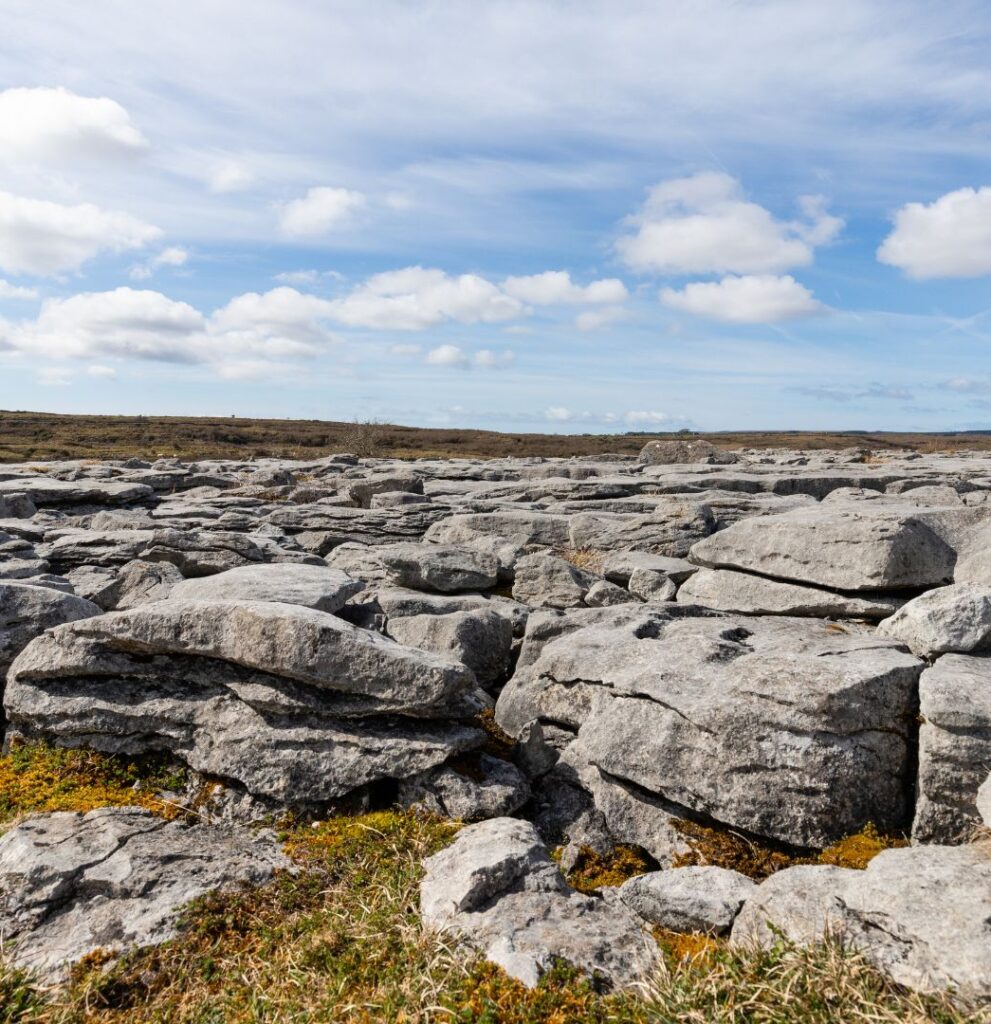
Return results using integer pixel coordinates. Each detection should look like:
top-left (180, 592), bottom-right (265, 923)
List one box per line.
top-left (0, 742), bottom-right (188, 826)
top-left (476, 707), bottom-right (517, 760)
top-left (563, 844), bottom-right (654, 893)
top-left (818, 823), bottom-right (908, 870)
top-left (672, 819), bottom-right (801, 880)
top-left (653, 927), bottom-right (724, 967)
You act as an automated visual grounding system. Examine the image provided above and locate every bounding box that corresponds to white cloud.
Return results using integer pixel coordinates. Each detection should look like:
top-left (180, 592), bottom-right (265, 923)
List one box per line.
top-left (501, 270), bottom-right (627, 305)
top-left (616, 172), bottom-right (842, 275)
top-left (129, 245), bottom-right (189, 280)
top-left (426, 344), bottom-right (470, 368)
top-left (575, 306), bottom-right (626, 332)
top-left (660, 274), bottom-right (824, 323)
top-left (389, 343), bottom-right (422, 356)
top-left (209, 159), bottom-right (254, 194)
top-left (37, 366), bottom-right (72, 387)
top-left (0, 86), bottom-right (146, 160)
top-left (329, 267), bottom-right (523, 330)
top-left (87, 364), bottom-right (117, 379)
top-left (473, 348), bottom-right (515, 369)
top-left (0, 279), bottom-right (39, 300)
top-left (0, 191), bottom-right (160, 276)
top-left (623, 410), bottom-right (676, 425)
top-left (279, 186), bottom-right (365, 237)
top-left (544, 406), bottom-right (573, 421)
top-left (3, 285), bottom-right (340, 371)
top-left (878, 187), bottom-right (991, 279)
top-left (273, 269), bottom-right (344, 286)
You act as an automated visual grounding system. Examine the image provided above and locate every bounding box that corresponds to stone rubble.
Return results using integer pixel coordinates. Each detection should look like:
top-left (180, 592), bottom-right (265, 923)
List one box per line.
top-left (1, 444), bottom-right (991, 995)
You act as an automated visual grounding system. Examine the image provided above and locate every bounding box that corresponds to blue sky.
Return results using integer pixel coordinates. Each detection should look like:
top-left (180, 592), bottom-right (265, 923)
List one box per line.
top-left (1, 1), bottom-right (991, 432)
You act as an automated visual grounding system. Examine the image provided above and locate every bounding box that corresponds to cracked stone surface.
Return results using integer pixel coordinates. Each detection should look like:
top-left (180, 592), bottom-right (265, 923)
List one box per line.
top-left (0, 807), bottom-right (290, 979)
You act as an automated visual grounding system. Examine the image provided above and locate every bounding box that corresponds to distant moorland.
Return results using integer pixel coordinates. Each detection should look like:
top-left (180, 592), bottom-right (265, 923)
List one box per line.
top-left (2, 409), bottom-right (991, 463)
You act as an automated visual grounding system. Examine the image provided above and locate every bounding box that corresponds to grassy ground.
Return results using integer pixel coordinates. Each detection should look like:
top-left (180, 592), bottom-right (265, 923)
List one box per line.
top-left (3, 409), bottom-right (991, 463)
top-left (0, 744), bottom-right (984, 1024)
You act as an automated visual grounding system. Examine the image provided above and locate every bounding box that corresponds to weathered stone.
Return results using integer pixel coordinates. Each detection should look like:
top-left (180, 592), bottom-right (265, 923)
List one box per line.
top-left (499, 611), bottom-right (923, 847)
top-left (420, 817), bottom-right (657, 988)
top-left (627, 567), bottom-right (677, 602)
top-left (617, 867), bottom-right (755, 935)
top-left (0, 582), bottom-right (101, 681)
top-left (114, 559), bottom-right (184, 610)
top-left (568, 503), bottom-right (716, 558)
top-left (878, 583), bottom-right (991, 656)
top-left (512, 553), bottom-right (599, 608)
top-left (639, 439), bottom-right (739, 466)
top-left (0, 807), bottom-right (290, 978)
top-left (378, 543), bottom-right (499, 593)
top-left (678, 567), bottom-right (903, 620)
top-left (913, 654), bottom-right (991, 843)
top-left (732, 845), bottom-right (991, 998)
top-left (387, 609), bottom-right (513, 687)
top-left (583, 579), bottom-right (637, 607)
top-left (398, 753), bottom-right (530, 820)
top-left (139, 528), bottom-right (322, 576)
top-left (601, 551), bottom-right (697, 586)
top-left (170, 562), bottom-right (364, 612)
top-left (690, 507), bottom-right (956, 592)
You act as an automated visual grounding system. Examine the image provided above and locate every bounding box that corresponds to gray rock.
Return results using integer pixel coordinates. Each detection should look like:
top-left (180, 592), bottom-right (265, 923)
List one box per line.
top-left (378, 543), bottom-right (499, 593)
top-left (627, 567), bottom-right (677, 602)
top-left (45, 530), bottom-right (155, 572)
top-left (568, 502), bottom-right (716, 558)
top-left (0, 807), bottom-right (290, 978)
top-left (347, 471), bottom-right (424, 508)
top-left (617, 866), bottom-right (755, 934)
top-left (65, 565), bottom-right (121, 609)
top-left (913, 654), bottom-right (991, 843)
top-left (114, 559), bottom-right (184, 610)
top-left (601, 551), bottom-right (697, 586)
top-left (387, 609), bottom-right (513, 687)
top-left (512, 553), bottom-right (600, 608)
top-left (369, 490), bottom-right (432, 508)
top-left (425, 511), bottom-right (571, 553)
top-left (732, 845), bottom-right (991, 999)
top-left (5, 600), bottom-right (485, 804)
top-left (0, 477), bottom-right (154, 507)
top-left (499, 611), bottom-right (923, 847)
top-left (420, 817), bottom-right (657, 989)
top-left (398, 753), bottom-right (530, 821)
top-left (170, 562), bottom-right (364, 612)
top-left (678, 567), bottom-right (903, 620)
top-left (139, 528), bottom-right (322, 577)
top-left (639, 439), bottom-right (739, 465)
top-left (878, 583), bottom-right (991, 656)
top-left (0, 493), bottom-right (36, 519)
top-left (1, 581), bottom-right (101, 682)
top-left (978, 774), bottom-right (991, 827)
top-left (583, 579), bottom-right (637, 607)
top-left (690, 507), bottom-right (956, 592)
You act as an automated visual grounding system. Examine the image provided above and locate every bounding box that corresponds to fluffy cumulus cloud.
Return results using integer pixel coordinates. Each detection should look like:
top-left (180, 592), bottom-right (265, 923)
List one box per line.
top-left (279, 186), bottom-right (365, 237)
top-left (0, 191), bottom-right (160, 276)
top-left (129, 246), bottom-right (189, 281)
top-left (0, 279), bottom-right (38, 300)
top-left (208, 158), bottom-right (255, 194)
top-left (328, 267), bottom-right (523, 330)
top-left (616, 172), bottom-right (842, 275)
top-left (424, 345), bottom-right (514, 369)
top-left (878, 187), bottom-right (991, 279)
top-left (660, 274), bottom-right (824, 323)
top-left (1, 286), bottom-right (341, 374)
top-left (0, 86), bottom-right (147, 160)
top-left (501, 271), bottom-right (627, 305)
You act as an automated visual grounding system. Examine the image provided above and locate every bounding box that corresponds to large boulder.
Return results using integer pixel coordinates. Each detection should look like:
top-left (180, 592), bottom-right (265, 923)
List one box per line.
top-left (732, 845), bottom-right (991, 998)
top-left (678, 567), bottom-right (903, 620)
top-left (567, 503), bottom-right (716, 558)
top-left (497, 610), bottom-right (923, 848)
top-left (878, 583), bottom-right (991, 657)
top-left (689, 507), bottom-right (956, 592)
top-left (5, 600), bottom-right (485, 805)
top-left (170, 562), bottom-right (364, 612)
top-left (638, 439), bottom-right (738, 465)
top-left (0, 581), bottom-right (101, 683)
top-left (617, 866), bottom-right (755, 935)
top-left (512, 553), bottom-right (601, 609)
top-left (139, 528), bottom-right (322, 577)
top-left (420, 817), bottom-right (657, 988)
top-left (913, 654), bottom-right (991, 843)
top-left (0, 807), bottom-right (290, 979)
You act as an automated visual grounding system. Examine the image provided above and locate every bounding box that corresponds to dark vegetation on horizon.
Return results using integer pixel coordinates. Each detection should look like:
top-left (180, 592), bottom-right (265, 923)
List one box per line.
top-left (2, 409), bottom-right (990, 462)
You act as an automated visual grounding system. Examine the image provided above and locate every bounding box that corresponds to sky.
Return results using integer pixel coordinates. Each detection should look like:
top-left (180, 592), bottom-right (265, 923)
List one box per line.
top-left (1, 1), bottom-right (991, 433)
